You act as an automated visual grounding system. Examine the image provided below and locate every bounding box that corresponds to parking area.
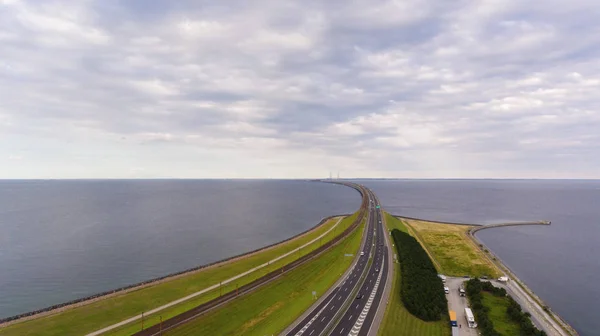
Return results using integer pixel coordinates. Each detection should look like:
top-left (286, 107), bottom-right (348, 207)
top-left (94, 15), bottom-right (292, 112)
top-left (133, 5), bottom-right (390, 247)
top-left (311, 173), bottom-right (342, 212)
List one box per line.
top-left (445, 277), bottom-right (479, 336)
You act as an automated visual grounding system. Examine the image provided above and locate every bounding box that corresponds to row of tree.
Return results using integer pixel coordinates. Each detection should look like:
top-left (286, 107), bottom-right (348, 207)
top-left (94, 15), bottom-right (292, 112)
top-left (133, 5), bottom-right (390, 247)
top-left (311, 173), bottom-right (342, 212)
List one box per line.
top-left (465, 278), bottom-right (505, 336)
top-left (391, 229), bottom-right (448, 321)
top-left (465, 278), bottom-right (547, 336)
top-left (506, 296), bottom-right (547, 336)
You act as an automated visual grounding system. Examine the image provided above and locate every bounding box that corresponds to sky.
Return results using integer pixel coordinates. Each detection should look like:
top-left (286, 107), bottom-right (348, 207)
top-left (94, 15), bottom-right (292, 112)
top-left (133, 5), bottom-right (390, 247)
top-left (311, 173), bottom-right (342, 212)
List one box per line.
top-left (1, 0), bottom-right (600, 179)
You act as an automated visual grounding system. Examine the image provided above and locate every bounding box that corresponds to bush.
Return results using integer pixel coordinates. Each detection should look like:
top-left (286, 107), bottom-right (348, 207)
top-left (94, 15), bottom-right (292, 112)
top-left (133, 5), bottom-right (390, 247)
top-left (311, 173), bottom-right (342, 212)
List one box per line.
top-left (391, 229), bottom-right (448, 321)
top-left (465, 278), bottom-right (499, 336)
top-left (466, 278), bottom-right (545, 336)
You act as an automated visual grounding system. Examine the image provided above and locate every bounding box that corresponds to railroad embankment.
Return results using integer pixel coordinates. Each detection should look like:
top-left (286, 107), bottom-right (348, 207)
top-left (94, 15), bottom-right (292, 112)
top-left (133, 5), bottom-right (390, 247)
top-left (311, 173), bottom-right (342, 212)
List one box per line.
top-left (1, 181), bottom-right (369, 336)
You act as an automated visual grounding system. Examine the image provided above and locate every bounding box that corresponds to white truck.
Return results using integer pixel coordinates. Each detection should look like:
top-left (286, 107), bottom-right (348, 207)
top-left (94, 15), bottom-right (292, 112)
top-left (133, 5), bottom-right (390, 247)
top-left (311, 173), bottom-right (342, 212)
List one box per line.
top-left (498, 276), bottom-right (509, 282)
top-left (465, 307), bottom-right (477, 328)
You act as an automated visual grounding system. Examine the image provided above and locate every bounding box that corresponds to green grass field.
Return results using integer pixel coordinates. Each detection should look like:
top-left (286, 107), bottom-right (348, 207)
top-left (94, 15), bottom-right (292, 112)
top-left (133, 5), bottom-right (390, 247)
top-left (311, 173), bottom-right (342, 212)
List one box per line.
top-left (378, 213), bottom-right (449, 336)
top-left (1, 213), bottom-right (360, 336)
top-left (164, 218), bottom-right (366, 335)
top-left (482, 292), bottom-right (521, 336)
top-left (403, 219), bottom-right (501, 278)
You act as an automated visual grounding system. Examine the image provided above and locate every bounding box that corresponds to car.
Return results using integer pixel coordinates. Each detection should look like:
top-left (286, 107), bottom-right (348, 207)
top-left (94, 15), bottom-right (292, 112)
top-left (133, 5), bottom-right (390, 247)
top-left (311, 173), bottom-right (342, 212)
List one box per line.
top-left (375, 268), bottom-right (379, 272)
top-left (463, 275), bottom-right (470, 278)
top-left (444, 287), bottom-right (450, 294)
top-left (356, 294), bottom-right (364, 299)
top-left (360, 251), bottom-right (365, 256)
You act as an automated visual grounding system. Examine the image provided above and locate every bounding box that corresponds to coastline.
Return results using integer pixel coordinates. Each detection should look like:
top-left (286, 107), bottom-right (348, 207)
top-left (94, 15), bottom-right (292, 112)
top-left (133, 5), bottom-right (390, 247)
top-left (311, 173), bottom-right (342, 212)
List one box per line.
top-left (395, 215), bottom-right (578, 336)
top-left (0, 214), bottom-right (346, 327)
top-left (2, 181), bottom-right (367, 332)
top-left (470, 230), bottom-right (579, 336)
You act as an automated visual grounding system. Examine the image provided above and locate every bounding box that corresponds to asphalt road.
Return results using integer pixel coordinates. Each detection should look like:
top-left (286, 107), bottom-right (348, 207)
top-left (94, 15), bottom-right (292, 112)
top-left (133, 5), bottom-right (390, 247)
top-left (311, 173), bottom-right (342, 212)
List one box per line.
top-left (445, 277), bottom-right (479, 335)
top-left (286, 189), bottom-right (389, 336)
top-left (133, 182), bottom-right (369, 336)
top-left (445, 276), bottom-right (561, 336)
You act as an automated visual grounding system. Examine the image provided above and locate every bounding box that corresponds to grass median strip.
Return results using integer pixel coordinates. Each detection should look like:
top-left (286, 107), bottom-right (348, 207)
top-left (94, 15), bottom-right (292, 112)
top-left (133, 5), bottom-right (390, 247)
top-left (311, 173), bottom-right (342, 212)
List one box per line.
top-left (164, 219), bottom-right (366, 336)
top-left (379, 213), bottom-right (449, 336)
top-left (1, 214), bottom-right (359, 336)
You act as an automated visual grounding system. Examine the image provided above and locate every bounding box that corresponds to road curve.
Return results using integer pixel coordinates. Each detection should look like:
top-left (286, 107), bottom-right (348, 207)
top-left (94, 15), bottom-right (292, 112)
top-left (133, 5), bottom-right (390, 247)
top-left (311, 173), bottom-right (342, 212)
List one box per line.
top-left (285, 186), bottom-right (390, 336)
top-left (130, 181), bottom-right (369, 336)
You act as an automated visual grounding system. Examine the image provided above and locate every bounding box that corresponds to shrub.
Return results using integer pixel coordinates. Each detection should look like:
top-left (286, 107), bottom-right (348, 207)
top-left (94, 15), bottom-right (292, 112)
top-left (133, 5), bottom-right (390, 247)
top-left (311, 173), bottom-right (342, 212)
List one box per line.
top-left (466, 278), bottom-right (545, 336)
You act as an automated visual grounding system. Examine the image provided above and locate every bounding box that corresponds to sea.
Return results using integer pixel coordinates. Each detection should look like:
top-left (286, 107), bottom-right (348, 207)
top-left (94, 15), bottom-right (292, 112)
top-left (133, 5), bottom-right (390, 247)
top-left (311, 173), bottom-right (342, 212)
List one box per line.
top-left (0, 179), bottom-right (597, 335)
top-left (360, 179), bottom-right (600, 336)
top-left (0, 180), bottom-right (360, 319)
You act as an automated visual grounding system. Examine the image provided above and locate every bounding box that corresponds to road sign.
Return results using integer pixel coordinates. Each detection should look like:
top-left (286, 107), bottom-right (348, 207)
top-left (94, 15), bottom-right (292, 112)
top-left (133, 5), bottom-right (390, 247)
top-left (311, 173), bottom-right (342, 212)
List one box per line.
top-left (344, 253), bottom-right (353, 257)
top-left (376, 205), bottom-right (380, 209)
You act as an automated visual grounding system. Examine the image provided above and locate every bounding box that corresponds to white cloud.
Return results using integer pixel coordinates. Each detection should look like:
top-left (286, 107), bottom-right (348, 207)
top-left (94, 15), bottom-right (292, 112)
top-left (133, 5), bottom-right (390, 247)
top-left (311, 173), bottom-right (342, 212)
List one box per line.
top-left (130, 79), bottom-right (179, 96)
top-left (1, 0), bottom-right (600, 178)
top-left (8, 154), bottom-right (23, 160)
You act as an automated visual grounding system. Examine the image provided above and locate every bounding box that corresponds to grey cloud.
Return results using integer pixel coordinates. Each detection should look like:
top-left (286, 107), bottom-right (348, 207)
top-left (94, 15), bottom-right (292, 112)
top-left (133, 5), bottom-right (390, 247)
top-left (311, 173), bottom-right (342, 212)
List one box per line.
top-left (2, 0), bottom-right (600, 178)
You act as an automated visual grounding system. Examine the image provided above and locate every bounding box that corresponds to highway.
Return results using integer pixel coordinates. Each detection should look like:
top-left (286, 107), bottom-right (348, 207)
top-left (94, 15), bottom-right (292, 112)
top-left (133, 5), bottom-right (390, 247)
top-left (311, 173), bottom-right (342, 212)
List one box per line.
top-left (131, 182), bottom-right (369, 336)
top-left (285, 188), bottom-right (390, 336)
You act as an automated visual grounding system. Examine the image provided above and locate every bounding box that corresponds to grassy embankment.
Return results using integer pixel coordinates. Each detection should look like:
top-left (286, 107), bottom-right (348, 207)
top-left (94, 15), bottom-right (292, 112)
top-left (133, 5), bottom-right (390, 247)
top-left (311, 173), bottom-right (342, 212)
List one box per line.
top-left (402, 218), bottom-right (501, 278)
top-left (1, 213), bottom-right (360, 336)
top-left (164, 218), bottom-right (366, 335)
top-left (481, 292), bottom-right (521, 336)
top-left (379, 213), bottom-right (449, 336)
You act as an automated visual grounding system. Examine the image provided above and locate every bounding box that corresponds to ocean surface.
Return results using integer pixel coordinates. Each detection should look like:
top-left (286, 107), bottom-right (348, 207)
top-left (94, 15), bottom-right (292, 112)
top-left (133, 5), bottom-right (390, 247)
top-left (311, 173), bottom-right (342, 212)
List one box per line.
top-left (0, 180), bottom-right (360, 319)
top-left (360, 179), bottom-right (600, 336)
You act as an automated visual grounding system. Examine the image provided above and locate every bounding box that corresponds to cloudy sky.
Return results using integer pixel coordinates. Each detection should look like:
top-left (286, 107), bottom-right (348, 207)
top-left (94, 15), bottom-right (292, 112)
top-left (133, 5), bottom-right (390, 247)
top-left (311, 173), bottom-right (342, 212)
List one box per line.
top-left (2, 0), bottom-right (600, 179)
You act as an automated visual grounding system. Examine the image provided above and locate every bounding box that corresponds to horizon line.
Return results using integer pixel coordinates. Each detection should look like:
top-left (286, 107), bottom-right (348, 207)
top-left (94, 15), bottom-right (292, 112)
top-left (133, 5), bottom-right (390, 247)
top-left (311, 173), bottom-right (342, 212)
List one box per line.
top-left (1, 177), bottom-right (600, 181)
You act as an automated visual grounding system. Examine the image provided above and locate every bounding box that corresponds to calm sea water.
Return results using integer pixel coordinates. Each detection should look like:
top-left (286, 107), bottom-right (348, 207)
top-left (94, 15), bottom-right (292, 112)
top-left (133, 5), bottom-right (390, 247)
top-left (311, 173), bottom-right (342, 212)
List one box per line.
top-left (0, 180), bottom-right (360, 319)
top-left (360, 179), bottom-right (600, 336)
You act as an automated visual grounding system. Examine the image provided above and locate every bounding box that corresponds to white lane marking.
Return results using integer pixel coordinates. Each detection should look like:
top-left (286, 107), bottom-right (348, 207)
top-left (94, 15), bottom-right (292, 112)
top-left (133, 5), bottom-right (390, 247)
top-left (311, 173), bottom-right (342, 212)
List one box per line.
top-left (348, 258), bottom-right (386, 336)
top-left (294, 293), bottom-right (337, 336)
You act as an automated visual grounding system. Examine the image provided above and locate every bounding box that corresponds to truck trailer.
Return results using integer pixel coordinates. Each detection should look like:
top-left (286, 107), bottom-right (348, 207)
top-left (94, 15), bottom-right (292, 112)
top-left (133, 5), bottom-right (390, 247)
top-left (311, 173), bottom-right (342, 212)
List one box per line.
top-left (465, 307), bottom-right (477, 328)
top-left (449, 310), bottom-right (457, 327)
